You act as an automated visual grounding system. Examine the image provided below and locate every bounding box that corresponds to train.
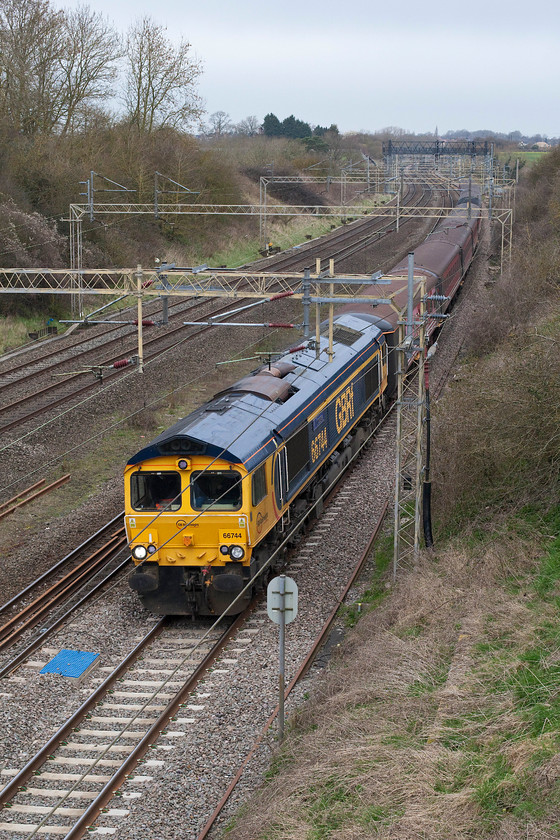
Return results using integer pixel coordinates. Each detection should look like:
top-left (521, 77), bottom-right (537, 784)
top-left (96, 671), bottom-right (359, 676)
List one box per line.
top-left (124, 183), bottom-right (482, 616)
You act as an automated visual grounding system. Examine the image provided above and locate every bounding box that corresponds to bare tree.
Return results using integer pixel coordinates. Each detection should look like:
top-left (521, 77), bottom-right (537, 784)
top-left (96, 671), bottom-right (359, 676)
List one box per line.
top-left (206, 110), bottom-right (232, 137)
top-left (0, 0), bottom-right (66, 133)
top-left (236, 115), bottom-right (260, 136)
top-left (124, 17), bottom-right (203, 132)
top-left (0, 0), bottom-right (120, 134)
top-left (60, 6), bottom-right (121, 135)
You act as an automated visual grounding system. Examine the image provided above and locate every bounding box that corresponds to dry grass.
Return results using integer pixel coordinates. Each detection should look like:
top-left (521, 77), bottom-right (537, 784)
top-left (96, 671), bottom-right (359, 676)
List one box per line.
top-left (223, 523), bottom-right (560, 839)
top-left (430, 147), bottom-right (560, 531)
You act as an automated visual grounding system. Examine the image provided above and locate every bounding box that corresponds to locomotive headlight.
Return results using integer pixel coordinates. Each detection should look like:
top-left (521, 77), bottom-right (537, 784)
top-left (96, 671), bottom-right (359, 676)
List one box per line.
top-left (147, 544), bottom-right (157, 555)
top-left (229, 544), bottom-right (245, 560)
top-left (132, 545), bottom-right (148, 560)
top-left (219, 545), bottom-right (230, 555)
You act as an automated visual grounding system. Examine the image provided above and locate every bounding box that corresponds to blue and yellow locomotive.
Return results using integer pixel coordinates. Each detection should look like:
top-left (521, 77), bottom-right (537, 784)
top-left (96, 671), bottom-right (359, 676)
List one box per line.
top-left (124, 182), bottom-right (482, 616)
top-left (124, 311), bottom-right (391, 615)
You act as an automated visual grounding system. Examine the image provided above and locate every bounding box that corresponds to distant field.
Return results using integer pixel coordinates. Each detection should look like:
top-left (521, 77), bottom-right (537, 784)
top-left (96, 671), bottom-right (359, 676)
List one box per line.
top-left (498, 149), bottom-right (547, 167)
top-left (516, 150), bottom-right (547, 163)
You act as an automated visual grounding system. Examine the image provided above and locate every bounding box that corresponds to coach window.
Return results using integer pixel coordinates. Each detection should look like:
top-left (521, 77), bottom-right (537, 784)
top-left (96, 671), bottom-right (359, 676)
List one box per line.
top-left (252, 464), bottom-right (267, 506)
top-left (131, 471), bottom-right (181, 511)
top-left (191, 470), bottom-right (242, 511)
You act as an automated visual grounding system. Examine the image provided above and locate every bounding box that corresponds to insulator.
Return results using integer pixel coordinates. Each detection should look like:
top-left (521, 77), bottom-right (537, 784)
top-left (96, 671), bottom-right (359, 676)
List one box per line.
top-left (133, 319), bottom-right (155, 326)
top-left (112, 358), bottom-right (132, 369)
top-left (270, 291), bottom-right (294, 301)
top-left (267, 323), bottom-right (295, 328)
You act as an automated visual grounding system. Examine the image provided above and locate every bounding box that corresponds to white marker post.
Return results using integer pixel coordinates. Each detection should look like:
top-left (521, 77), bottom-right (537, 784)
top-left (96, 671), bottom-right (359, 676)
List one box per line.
top-left (267, 575), bottom-right (298, 741)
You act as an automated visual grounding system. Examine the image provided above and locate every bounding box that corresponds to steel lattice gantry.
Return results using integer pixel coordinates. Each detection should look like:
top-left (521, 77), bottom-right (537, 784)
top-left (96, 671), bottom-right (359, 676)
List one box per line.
top-left (50, 203), bottom-right (514, 314)
top-left (0, 266), bottom-right (400, 302)
top-left (0, 264), bottom-right (405, 375)
top-left (67, 202), bottom-right (512, 264)
top-left (392, 279), bottom-right (428, 578)
top-left (68, 197), bottom-right (388, 279)
top-left (383, 140), bottom-right (490, 158)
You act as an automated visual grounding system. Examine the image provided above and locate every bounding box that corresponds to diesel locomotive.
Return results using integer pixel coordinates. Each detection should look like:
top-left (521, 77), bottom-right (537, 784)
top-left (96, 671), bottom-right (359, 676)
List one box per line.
top-left (124, 183), bottom-right (481, 616)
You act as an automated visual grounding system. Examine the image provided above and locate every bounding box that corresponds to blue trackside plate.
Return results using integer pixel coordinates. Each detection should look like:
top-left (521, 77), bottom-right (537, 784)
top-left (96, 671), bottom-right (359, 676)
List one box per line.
top-left (40, 649), bottom-right (99, 678)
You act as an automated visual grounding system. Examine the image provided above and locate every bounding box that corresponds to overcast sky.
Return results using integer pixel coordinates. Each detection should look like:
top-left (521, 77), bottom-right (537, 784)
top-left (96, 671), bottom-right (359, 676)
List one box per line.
top-left (60, 0), bottom-right (559, 137)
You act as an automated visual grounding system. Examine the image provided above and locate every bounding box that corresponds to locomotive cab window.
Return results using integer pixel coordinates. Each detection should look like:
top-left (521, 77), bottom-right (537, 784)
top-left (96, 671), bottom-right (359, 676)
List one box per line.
top-left (251, 464), bottom-right (267, 506)
top-left (131, 471), bottom-right (181, 511)
top-left (191, 470), bottom-right (242, 511)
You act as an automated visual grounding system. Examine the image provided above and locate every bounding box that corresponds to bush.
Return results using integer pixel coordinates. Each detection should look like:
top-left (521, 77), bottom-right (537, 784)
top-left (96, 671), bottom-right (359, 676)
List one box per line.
top-left (433, 152), bottom-right (560, 529)
top-left (433, 324), bottom-right (560, 526)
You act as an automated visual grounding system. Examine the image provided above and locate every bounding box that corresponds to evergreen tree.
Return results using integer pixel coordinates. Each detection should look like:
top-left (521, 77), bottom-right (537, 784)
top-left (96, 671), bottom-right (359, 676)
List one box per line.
top-left (281, 115), bottom-right (311, 139)
top-left (262, 113), bottom-right (282, 136)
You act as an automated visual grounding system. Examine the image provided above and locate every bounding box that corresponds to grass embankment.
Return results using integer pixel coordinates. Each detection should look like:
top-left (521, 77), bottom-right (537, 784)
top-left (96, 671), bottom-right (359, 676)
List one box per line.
top-left (225, 514), bottom-right (560, 839)
top-left (0, 314), bottom-right (57, 354)
top-left (496, 150), bottom-right (547, 169)
top-left (222, 152), bottom-right (560, 839)
top-left (209, 197), bottom-right (387, 269)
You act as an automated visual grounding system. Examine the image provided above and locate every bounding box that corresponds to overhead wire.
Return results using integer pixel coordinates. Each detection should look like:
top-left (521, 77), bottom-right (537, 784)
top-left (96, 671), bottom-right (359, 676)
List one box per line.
top-left (0, 310), bottom-right (301, 490)
top-left (0, 207), bottom-right (164, 262)
top-left (124, 331), bottom-right (388, 550)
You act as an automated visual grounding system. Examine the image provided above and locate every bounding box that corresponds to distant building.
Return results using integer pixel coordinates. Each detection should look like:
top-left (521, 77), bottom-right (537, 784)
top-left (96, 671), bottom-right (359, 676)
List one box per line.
top-left (532, 141), bottom-right (551, 150)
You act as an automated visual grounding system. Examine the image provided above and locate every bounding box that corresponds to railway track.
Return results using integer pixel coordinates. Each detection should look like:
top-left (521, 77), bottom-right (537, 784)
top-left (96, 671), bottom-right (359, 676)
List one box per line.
top-left (196, 498), bottom-right (390, 840)
top-left (0, 392), bottom-right (397, 838)
top-left (0, 616), bottom-right (236, 837)
top-left (265, 183), bottom-right (456, 281)
top-left (0, 178), bottom-right (466, 837)
top-left (0, 294), bottom-right (223, 388)
top-left (0, 515), bottom-right (129, 678)
top-left (0, 181), bottom-right (434, 439)
top-left (0, 296), bottom-right (260, 434)
top-left (249, 181), bottom-right (428, 272)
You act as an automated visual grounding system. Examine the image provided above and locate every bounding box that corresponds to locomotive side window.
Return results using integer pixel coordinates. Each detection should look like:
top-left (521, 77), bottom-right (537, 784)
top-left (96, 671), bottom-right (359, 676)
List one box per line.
top-left (251, 464), bottom-right (267, 506)
top-left (286, 425), bottom-right (309, 485)
top-left (131, 471), bottom-right (181, 511)
top-left (191, 470), bottom-right (242, 511)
